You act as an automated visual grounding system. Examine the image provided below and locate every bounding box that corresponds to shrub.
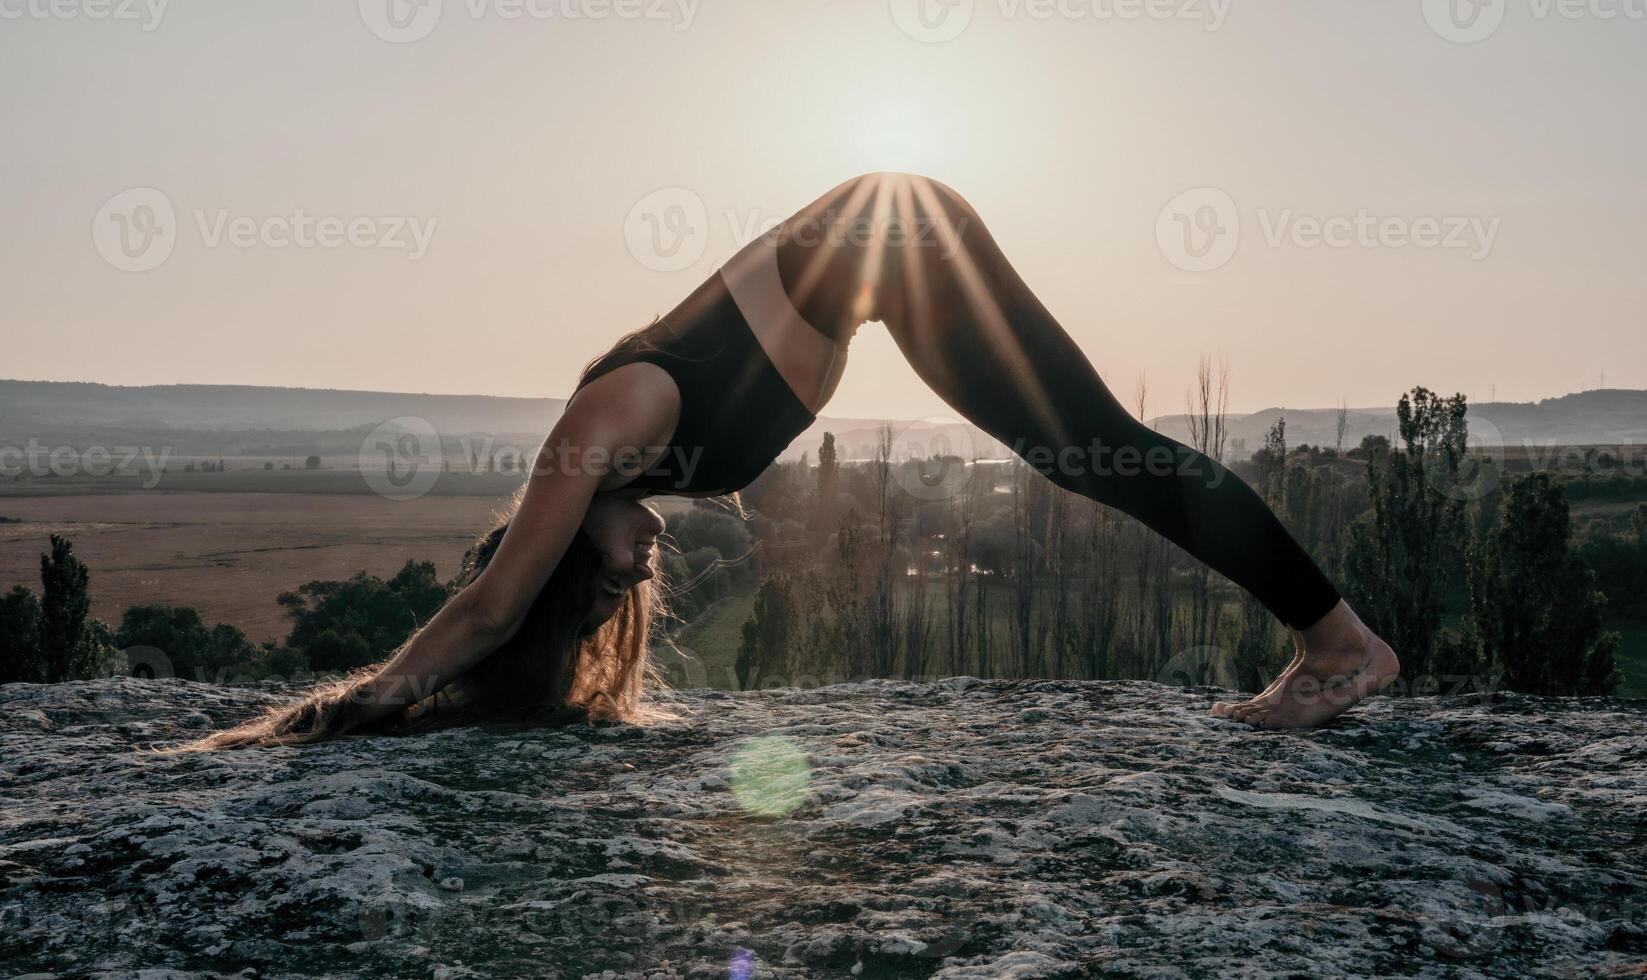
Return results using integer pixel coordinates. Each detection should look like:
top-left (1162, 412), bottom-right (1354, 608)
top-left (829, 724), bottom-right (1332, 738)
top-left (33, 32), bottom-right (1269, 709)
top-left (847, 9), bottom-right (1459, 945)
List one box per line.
top-left (0, 536), bottom-right (114, 683)
top-left (114, 605), bottom-right (257, 683)
top-left (1472, 473), bottom-right (1620, 695)
top-left (0, 585), bottom-right (44, 684)
top-left (278, 560), bottom-right (452, 672)
top-left (668, 509), bottom-right (754, 589)
top-left (1344, 388), bottom-right (1474, 683)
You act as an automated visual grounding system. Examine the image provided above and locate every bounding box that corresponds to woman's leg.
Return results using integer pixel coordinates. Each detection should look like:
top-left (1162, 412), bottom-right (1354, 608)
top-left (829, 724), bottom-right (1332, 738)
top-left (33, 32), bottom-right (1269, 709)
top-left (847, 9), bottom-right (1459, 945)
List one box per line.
top-left (771, 173), bottom-right (1340, 631)
top-left (768, 173), bottom-right (1397, 728)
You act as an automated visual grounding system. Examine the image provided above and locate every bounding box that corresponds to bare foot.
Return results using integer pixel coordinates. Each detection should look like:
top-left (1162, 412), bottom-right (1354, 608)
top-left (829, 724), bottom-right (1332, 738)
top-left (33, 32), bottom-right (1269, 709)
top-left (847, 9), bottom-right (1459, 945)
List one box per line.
top-left (1229, 602), bottom-right (1400, 730)
top-left (1210, 627), bottom-right (1304, 718)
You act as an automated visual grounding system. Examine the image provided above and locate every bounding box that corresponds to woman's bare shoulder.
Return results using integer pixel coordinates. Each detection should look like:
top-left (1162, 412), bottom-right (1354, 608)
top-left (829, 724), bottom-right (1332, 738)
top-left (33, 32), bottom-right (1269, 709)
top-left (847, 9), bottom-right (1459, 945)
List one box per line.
top-left (558, 361), bottom-right (682, 460)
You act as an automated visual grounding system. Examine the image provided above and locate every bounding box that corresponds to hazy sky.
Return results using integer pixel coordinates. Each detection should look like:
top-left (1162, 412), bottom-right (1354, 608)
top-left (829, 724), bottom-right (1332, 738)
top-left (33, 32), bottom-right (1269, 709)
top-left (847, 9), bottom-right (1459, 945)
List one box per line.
top-left (3, 0), bottom-right (1643, 419)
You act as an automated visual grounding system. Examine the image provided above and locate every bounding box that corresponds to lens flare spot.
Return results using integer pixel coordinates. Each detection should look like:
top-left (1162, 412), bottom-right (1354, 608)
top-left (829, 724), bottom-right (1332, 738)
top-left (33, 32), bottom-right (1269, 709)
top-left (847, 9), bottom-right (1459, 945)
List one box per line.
top-left (729, 735), bottom-right (810, 817)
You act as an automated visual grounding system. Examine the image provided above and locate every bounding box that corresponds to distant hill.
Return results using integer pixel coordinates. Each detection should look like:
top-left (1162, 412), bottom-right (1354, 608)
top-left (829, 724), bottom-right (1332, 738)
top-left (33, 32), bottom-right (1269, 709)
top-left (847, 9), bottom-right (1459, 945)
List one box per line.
top-left (0, 380), bottom-right (565, 437)
top-left (1148, 389), bottom-right (1647, 455)
top-left (0, 379), bottom-right (1004, 464)
top-left (3, 379), bottom-right (1643, 463)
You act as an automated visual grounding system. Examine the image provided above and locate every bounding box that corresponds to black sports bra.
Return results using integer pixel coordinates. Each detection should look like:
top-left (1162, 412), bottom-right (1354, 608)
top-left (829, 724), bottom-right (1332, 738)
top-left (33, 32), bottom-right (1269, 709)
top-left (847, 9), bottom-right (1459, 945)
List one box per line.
top-left (574, 265), bottom-right (817, 496)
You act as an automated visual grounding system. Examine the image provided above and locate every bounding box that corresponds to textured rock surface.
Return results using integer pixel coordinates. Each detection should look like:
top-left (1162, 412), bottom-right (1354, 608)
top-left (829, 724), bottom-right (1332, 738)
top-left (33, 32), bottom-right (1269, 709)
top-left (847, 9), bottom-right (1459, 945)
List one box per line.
top-left (1, 677), bottom-right (1644, 979)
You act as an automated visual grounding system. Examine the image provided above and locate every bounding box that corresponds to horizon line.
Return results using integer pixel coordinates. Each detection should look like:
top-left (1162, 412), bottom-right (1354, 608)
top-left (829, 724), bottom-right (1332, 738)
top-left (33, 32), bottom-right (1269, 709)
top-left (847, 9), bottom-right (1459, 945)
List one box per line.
top-left (3, 375), bottom-right (1641, 422)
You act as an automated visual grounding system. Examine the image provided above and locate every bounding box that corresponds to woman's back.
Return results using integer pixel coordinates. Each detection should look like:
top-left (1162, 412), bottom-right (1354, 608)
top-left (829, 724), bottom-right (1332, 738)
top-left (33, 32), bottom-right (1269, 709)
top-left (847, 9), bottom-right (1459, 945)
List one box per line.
top-left (576, 254), bottom-right (818, 497)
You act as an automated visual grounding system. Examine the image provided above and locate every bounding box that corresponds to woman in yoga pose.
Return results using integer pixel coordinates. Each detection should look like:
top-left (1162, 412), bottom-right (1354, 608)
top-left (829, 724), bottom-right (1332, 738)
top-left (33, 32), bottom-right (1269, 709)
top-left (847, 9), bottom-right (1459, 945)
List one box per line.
top-left (194, 172), bottom-right (1397, 749)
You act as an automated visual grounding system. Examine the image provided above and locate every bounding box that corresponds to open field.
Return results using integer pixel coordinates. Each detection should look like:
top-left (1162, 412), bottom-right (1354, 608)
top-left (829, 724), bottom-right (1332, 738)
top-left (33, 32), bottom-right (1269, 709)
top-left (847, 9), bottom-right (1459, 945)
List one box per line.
top-left (0, 466), bottom-right (532, 498)
top-left (0, 493), bottom-right (517, 642)
top-left (671, 593), bottom-right (756, 689)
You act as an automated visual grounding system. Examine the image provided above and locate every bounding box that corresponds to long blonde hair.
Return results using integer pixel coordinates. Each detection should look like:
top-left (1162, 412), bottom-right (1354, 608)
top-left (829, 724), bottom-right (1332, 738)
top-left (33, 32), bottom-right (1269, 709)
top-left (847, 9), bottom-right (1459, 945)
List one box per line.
top-left (176, 490), bottom-right (670, 750)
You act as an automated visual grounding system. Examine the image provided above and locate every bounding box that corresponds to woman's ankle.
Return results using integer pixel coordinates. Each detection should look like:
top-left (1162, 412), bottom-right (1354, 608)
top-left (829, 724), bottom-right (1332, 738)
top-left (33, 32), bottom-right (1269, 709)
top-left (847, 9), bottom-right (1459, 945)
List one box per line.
top-left (1296, 600), bottom-right (1368, 656)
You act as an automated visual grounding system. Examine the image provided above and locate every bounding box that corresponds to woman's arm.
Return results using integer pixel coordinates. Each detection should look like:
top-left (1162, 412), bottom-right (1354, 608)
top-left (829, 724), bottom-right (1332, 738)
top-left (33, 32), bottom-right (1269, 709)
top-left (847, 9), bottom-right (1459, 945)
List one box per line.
top-left (345, 362), bottom-right (680, 728)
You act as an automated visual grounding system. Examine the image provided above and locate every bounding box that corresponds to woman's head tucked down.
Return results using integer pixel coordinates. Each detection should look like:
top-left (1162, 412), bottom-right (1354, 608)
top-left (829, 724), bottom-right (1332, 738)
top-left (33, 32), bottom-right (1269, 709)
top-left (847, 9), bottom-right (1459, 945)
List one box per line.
top-left (180, 490), bottom-right (672, 750)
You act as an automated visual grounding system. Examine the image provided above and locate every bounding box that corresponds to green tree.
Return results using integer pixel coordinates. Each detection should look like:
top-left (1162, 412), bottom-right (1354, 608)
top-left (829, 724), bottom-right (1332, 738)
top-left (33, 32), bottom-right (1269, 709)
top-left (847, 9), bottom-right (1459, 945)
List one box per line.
top-left (668, 508), bottom-right (752, 560)
top-left (825, 511), bottom-right (874, 679)
top-left (1350, 433), bottom-right (1390, 460)
top-left (1575, 504), bottom-right (1647, 621)
top-left (1344, 388), bottom-right (1474, 687)
top-left (0, 585), bottom-right (45, 684)
top-left (1251, 418), bottom-right (1288, 502)
top-left (254, 641), bottom-right (311, 681)
top-left (1472, 473), bottom-right (1619, 695)
top-left (736, 575), bottom-right (795, 690)
top-left (813, 431), bottom-right (839, 543)
top-left (667, 509), bottom-right (754, 591)
top-left (279, 560), bottom-right (452, 672)
top-left (681, 546), bottom-right (729, 597)
top-left (114, 604), bottom-right (256, 682)
top-left (39, 535), bottom-right (109, 682)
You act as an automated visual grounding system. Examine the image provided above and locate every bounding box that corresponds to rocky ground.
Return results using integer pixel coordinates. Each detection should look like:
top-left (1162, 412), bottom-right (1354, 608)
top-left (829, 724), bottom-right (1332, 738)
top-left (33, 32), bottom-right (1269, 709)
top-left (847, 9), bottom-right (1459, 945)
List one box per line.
top-left (1, 677), bottom-right (1643, 979)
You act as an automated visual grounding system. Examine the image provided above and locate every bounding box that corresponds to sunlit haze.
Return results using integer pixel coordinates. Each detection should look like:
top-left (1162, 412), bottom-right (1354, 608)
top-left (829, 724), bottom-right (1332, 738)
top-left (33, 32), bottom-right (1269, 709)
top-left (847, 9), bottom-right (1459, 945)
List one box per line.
top-left (4, 1), bottom-right (1643, 417)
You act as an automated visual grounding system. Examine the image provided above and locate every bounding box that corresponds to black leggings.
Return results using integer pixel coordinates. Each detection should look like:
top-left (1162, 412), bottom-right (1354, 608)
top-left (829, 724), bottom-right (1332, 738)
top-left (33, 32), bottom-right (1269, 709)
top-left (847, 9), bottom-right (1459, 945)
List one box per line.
top-left (770, 173), bottom-right (1340, 631)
